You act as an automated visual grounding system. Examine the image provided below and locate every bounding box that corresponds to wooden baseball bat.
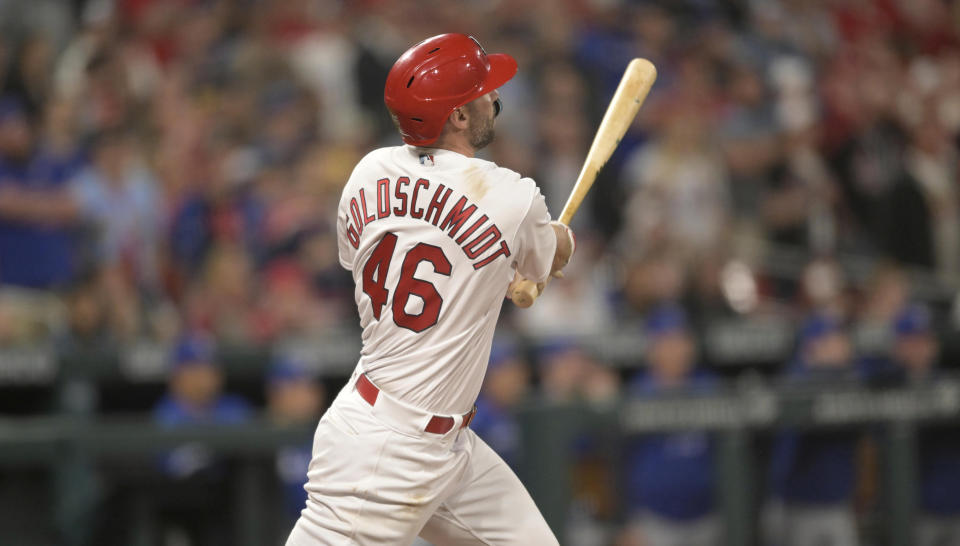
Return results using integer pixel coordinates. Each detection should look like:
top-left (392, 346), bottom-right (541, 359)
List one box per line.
top-left (510, 58), bottom-right (657, 307)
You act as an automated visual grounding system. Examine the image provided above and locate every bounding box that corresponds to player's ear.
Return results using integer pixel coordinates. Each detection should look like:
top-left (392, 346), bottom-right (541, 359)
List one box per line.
top-left (448, 106), bottom-right (469, 130)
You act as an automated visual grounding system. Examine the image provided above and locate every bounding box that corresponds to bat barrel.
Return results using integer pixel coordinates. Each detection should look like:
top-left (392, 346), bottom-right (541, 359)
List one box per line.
top-left (512, 58), bottom-right (657, 307)
top-left (556, 58), bottom-right (657, 226)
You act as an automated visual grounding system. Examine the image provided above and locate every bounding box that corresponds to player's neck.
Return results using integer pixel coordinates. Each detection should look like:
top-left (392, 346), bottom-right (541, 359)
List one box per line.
top-left (428, 134), bottom-right (476, 158)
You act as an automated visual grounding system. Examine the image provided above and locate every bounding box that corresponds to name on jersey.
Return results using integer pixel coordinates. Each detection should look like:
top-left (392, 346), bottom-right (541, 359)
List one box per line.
top-left (345, 177), bottom-right (511, 270)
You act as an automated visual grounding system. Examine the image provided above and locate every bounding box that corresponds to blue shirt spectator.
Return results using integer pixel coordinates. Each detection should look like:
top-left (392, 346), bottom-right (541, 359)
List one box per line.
top-left (770, 314), bottom-right (861, 505)
top-left (918, 426), bottom-right (960, 517)
top-left (0, 97), bottom-right (83, 287)
top-left (869, 305), bottom-right (960, 517)
top-left (769, 429), bottom-right (859, 506)
top-left (153, 334), bottom-right (252, 477)
top-left (624, 305), bottom-right (718, 522)
top-left (153, 394), bottom-right (252, 427)
top-left (266, 356), bottom-right (326, 520)
top-left (472, 341), bottom-right (530, 471)
top-left (472, 396), bottom-right (521, 469)
top-left (275, 444), bottom-right (312, 520)
top-left (625, 372), bottom-right (717, 521)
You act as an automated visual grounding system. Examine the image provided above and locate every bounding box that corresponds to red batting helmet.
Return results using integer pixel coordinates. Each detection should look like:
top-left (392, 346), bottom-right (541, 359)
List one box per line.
top-left (384, 33), bottom-right (518, 146)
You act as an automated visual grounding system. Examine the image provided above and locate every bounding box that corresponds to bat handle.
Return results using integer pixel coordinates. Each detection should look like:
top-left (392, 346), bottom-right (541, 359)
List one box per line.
top-left (510, 277), bottom-right (548, 308)
top-left (510, 222), bottom-right (574, 307)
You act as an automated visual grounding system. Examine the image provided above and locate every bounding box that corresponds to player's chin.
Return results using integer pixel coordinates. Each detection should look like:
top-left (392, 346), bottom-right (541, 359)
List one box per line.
top-left (471, 127), bottom-right (495, 150)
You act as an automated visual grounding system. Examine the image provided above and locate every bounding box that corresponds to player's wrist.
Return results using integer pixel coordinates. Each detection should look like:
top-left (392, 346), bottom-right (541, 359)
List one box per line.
top-left (552, 221), bottom-right (574, 254)
top-left (549, 221), bottom-right (575, 275)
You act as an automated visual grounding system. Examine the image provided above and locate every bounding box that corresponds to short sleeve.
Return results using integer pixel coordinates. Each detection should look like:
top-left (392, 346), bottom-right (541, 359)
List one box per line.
top-left (337, 207), bottom-right (355, 271)
top-left (511, 180), bottom-right (556, 283)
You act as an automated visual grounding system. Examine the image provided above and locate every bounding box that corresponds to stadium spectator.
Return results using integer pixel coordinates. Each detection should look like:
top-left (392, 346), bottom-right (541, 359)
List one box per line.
top-left (621, 305), bottom-right (719, 546)
top-left (767, 314), bottom-right (862, 546)
top-left (537, 339), bottom-right (588, 403)
top-left (621, 101), bottom-right (731, 261)
top-left (182, 242), bottom-right (263, 343)
top-left (825, 36), bottom-right (907, 253)
top-left (70, 128), bottom-right (160, 288)
top-left (534, 61), bottom-right (591, 226)
top-left (151, 334), bottom-right (252, 546)
top-left (266, 355), bottom-right (326, 531)
top-left (471, 341), bottom-right (531, 471)
top-left (534, 337), bottom-right (621, 544)
top-left (799, 257), bottom-right (849, 317)
top-left (760, 112), bottom-right (839, 255)
top-left (718, 60), bottom-right (779, 218)
top-left (292, 224), bottom-right (354, 316)
top-left (854, 263), bottom-right (909, 361)
top-left (537, 339), bottom-right (617, 404)
top-left (0, 96), bottom-right (83, 288)
top-left (4, 34), bottom-right (56, 118)
top-left (257, 258), bottom-right (333, 339)
top-left (56, 271), bottom-right (111, 351)
top-left (166, 140), bottom-right (267, 278)
top-left (621, 250), bottom-right (686, 312)
top-left (890, 305), bottom-right (941, 384)
top-left (883, 102), bottom-right (960, 281)
top-left (153, 334), bottom-right (252, 478)
top-left (859, 264), bottom-right (909, 326)
top-left (869, 305), bottom-right (960, 546)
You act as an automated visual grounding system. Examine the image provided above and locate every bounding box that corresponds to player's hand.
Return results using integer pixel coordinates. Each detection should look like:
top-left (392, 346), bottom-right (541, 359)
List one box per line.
top-left (506, 271), bottom-right (545, 299)
top-left (550, 221), bottom-right (575, 279)
top-left (504, 223), bottom-right (573, 303)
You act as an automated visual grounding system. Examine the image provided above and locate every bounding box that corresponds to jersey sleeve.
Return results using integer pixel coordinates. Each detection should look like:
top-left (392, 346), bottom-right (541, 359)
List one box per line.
top-left (337, 206), bottom-right (355, 271)
top-left (511, 180), bottom-right (556, 283)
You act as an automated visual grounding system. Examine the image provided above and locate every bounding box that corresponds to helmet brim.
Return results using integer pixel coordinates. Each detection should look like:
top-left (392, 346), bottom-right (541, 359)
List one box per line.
top-left (477, 53), bottom-right (518, 96)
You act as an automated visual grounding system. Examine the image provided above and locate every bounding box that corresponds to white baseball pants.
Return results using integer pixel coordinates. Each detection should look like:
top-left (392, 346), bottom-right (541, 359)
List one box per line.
top-left (285, 374), bottom-right (558, 546)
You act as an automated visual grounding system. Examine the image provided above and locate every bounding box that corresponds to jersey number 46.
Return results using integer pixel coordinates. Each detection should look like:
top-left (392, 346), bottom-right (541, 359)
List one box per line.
top-left (362, 232), bottom-right (451, 333)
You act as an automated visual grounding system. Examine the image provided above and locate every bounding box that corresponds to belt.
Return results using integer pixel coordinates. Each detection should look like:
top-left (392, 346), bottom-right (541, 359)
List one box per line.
top-left (356, 373), bottom-right (476, 435)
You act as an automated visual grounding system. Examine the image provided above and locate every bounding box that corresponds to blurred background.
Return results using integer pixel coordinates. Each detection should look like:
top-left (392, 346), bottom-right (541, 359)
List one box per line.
top-left (0, 0), bottom-right (959, 545)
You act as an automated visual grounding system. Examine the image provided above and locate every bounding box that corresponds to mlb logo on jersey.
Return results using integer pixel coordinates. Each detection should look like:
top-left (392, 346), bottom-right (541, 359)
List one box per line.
top-left (419, 154), bottom-right (435, 166)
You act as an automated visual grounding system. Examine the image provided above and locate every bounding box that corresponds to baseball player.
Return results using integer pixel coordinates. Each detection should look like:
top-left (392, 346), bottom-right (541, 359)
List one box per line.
top-left (285, 33), bottom-right (574, 545)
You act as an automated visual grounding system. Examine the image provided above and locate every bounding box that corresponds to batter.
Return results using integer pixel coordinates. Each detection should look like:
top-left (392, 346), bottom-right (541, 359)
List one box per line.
top-left (286, 33), bottom-right (574, 546)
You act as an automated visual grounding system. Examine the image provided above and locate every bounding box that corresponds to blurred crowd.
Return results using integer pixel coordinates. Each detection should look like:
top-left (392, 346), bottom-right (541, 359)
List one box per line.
top-left (481, 302), bottom-right (957, 546)
top-left (0, 0), bottom-right (958, 349)
top-left (1, 0), bottom-right (960, 545)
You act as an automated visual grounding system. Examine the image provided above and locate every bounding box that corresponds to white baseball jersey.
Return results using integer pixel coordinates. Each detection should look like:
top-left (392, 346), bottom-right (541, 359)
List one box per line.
top-left (337, 145), bottom-right (556, 415)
